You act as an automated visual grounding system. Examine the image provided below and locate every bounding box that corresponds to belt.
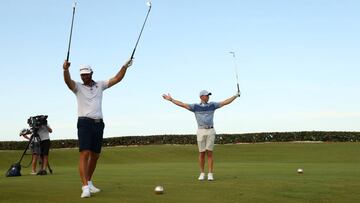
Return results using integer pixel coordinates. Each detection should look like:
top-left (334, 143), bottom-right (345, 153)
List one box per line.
top-left (78, 117), bottom-right (103, 123)
top-left (198, 126), bottom-right (213, 129)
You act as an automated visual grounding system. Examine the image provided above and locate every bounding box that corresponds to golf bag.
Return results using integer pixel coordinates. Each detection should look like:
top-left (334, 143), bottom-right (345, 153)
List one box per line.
top-left (4, 133), bottom-right (33, 177)
top-left (5, 162), bottom-right (21, 177)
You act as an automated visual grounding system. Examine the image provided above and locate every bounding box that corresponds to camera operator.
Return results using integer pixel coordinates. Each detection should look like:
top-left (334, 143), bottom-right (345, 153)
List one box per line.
top-left (36, 123), bottom-right (53, 175)
top-left (20, 129), bottom-right (40, 175)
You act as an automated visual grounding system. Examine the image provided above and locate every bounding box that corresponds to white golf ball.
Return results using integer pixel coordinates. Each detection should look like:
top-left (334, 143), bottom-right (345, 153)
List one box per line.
top-left (154, 185), bottom-right (164, 194)
top-left (297, 168), bottom-right (304, 174)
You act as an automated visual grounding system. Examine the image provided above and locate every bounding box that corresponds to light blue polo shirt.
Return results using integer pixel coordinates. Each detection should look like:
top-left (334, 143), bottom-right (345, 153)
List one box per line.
top-left (188, 102), bottom-right (220, 128)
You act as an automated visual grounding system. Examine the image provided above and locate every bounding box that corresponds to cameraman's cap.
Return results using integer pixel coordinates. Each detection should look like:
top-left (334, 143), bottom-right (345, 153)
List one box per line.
top-left (199, 90), bottom-right (212, 97)
top-left (79, 65), bottom-right (93, 74)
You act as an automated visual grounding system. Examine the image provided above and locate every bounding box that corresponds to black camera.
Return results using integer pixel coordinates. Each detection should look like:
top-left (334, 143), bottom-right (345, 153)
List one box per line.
top-left (27, 115), bottom-right (48, 129)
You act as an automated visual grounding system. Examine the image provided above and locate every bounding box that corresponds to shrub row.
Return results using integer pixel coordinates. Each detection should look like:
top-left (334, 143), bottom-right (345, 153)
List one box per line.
top-left (0, 131), bottom-right (359, 150)
top-left (215, 131), bottom-right (360, 144)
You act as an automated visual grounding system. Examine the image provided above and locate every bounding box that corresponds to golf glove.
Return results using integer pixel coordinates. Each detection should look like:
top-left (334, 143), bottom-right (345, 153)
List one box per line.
top-left (126, 59), bottom-right (133, 68)
top-left (235, 92), bottom-right (241, 97)
top-left (129, 60), bottom-right (133, 67)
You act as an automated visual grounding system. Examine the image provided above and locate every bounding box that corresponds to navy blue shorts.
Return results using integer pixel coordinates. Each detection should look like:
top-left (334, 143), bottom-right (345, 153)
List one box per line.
top-left (77, 117), bottom-right (105, 154)
top-left (40, 139), bottom-right (51, 156)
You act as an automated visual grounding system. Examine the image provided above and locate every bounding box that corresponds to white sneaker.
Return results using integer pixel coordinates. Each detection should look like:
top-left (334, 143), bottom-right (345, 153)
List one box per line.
top-left (88, 181), bottom-right (101, 193)
top-left (207, 173), bottom-right (214, 181)
top-left (81, 186), bottom-right (91, 198)
top-left (198, 172), bottom-right (205, 181)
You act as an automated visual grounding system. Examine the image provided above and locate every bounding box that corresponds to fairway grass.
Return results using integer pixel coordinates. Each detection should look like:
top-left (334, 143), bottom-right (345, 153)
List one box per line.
top-left (1, 143), bottom-right (360, 203)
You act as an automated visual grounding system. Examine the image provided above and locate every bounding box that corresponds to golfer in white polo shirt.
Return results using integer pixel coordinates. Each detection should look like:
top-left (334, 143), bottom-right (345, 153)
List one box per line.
top-left (162, 90), bottom-right (239, 181)
top-left (63, 58), bottom-right (132, 198)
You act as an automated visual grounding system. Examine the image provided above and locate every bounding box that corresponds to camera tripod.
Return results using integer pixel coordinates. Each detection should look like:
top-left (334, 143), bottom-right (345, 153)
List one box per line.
top-left (7, 129), bottom-right (53, 177)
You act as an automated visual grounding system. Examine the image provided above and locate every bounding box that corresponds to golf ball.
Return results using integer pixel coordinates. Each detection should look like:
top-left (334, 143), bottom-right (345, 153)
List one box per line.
top-left (154, 185), bottom-right (164, 194)
top-left (297, 168), bottom-right (304, 174)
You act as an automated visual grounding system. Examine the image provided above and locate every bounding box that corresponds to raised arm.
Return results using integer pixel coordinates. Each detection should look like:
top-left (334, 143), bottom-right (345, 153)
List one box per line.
top-left (108, 58), bottom-right (133, 88)
top-left (219, 93), bottom-right (240, 108)
top-left (162, 93), bottom-right (191, 110)
top-left (63, 60), bottom-right (76, 91)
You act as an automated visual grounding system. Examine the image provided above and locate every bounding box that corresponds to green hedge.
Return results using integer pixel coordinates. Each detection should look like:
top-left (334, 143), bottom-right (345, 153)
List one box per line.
top-left (0, 131), bottom-right (359, 150)
top-left (215, 131), bottom-right (360, 144)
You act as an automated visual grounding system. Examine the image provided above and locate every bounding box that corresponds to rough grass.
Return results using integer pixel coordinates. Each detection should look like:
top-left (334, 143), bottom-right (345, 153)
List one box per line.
top-left (1, 143), bottom-right (360, 203)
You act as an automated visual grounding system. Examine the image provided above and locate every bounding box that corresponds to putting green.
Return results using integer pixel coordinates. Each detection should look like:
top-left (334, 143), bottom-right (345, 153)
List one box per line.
top-left (1, 143), bottom-right (360, 203)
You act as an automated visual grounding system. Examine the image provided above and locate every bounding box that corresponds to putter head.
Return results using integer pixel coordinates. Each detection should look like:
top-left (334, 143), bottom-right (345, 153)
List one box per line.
top-left (229, 51), bottom-right (235, 57)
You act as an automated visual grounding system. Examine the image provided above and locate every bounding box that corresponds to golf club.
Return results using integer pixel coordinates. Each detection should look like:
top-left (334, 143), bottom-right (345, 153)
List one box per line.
top-left (66, 1), bottom-right (77, 61)
top-left (130, 0), bottom-right (152, 59)
top-left (229, 51), bottom-right (241, 96)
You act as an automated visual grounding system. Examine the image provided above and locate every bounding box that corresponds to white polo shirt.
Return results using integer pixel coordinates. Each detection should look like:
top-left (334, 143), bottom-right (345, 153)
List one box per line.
top-left (37, 124), bottom-right (51, 141)
top-left (72, 80), bottom-right (109, 119)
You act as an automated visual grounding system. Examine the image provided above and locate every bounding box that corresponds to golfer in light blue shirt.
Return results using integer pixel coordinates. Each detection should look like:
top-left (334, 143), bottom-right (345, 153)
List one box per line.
top-left (162, 90), bottom-right (240, 181)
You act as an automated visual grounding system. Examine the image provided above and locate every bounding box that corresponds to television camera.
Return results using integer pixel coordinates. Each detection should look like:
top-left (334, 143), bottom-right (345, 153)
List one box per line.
top-left (27, 115), bottom-right (48, 130)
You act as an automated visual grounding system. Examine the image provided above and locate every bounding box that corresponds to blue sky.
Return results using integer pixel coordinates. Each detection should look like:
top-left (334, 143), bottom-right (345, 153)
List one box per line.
top-left (1, 0), bottom-right (359, 141)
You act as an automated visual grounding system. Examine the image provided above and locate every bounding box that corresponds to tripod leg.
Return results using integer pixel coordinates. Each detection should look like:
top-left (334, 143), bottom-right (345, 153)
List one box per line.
top-left (48, 162), bottom-right (53, 174)
top-left (18, 134), bottom-right (34, 164)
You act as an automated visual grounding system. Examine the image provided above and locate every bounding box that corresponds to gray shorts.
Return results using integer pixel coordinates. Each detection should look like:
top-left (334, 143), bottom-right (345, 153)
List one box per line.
top-left (30, 141), bottom-right (41, 155)
top-left (196, 128), bottom-right (216, 152)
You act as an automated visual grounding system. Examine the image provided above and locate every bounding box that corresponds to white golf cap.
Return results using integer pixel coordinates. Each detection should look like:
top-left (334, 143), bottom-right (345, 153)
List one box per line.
top-left (199, 90), bottom-right (212, 97)
top-left (79, 65), bottom-right (93, 74)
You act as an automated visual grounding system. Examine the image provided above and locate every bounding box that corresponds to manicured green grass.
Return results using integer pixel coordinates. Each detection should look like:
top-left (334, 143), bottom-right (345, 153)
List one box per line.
top-left (1, 143), bottom-right (360, 203)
